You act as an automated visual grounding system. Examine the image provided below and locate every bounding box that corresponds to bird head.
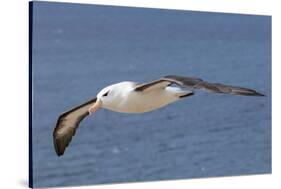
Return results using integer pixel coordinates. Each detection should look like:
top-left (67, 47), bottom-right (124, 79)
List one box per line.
top-left (88, 85), bottom-right (113, 114)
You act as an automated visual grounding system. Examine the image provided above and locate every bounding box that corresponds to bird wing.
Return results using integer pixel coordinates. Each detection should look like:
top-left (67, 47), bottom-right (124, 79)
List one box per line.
top-left (134, 75), bottom-right (265, 96)
top-left (53, 98), bottom-right (97, 156)
top-left (134, 79), bottom-right (171, 92)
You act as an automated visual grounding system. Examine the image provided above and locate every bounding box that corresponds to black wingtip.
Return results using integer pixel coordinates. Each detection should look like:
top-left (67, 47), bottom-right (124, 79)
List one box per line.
top-left (53, 138), bottom-right (64, 157)
top-left (55, 148), bottom-right (65, 157)
top-left (249, 91), bottom-right (266, 97)
top-left (236, 92), bottom-right (266, 97)
top-left (233, 87), bottom-right (266, 97)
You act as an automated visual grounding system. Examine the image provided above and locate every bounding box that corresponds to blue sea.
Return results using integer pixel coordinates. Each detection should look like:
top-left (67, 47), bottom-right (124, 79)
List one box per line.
top-left (31, 2), bottom-right (271, 188)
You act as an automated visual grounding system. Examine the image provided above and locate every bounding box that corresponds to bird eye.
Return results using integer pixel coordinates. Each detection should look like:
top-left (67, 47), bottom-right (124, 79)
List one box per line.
top-left (103, 91), bottom-right (109, 97)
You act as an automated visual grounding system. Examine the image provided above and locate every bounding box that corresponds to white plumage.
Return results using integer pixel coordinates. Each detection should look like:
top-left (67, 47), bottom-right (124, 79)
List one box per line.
top-left (95, 81), bottom-right (192, 113)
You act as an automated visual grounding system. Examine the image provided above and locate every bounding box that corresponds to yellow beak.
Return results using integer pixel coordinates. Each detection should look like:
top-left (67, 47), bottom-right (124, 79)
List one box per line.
top-left (88, 99), bottom-right (102, 114)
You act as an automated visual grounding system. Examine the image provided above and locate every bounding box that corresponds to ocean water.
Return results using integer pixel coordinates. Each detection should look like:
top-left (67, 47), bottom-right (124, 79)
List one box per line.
top-left (31, 2), bottom-right (271, 188)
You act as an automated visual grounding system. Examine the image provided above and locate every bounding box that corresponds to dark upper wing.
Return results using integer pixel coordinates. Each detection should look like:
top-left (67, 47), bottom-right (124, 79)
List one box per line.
top-left (53, 98), bottom-right (97, 156)
top-left (163, 75), bottom-right (265, 96)
top-left (134, 80), bottom-right (172, 92)
top-left (134, 75), bottom-right (264, 96)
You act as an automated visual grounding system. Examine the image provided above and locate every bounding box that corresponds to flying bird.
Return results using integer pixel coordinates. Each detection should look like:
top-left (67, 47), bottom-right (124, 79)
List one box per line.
top-left (53, 75), bottom-right (264, 156)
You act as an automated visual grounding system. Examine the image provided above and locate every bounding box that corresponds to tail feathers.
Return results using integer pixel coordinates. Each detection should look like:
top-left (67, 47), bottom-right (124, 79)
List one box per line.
top-left (165, 86), bottom-right (194, 98)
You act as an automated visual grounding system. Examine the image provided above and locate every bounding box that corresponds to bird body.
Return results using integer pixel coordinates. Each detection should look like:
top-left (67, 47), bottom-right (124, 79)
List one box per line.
top-left (99, 81), bottom-right (192, 113)
top-left (53, 75), bottom-right (265, 156)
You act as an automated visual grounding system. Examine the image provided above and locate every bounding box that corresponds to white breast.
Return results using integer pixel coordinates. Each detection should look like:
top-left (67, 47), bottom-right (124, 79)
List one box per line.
top-left (103, 82), bottom-right (187, 113)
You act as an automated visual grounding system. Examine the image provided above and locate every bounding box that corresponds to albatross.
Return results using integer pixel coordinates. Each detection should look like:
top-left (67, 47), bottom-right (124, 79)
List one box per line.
top-left (53, 75), bottom-right (264, 156)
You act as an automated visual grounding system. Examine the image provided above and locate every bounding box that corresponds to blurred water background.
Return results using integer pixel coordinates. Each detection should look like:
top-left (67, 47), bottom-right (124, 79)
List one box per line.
top-left (31, 2), bottom-right (271, 188)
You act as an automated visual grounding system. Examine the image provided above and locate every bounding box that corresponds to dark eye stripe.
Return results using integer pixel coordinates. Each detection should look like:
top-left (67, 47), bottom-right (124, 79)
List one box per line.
top-left (103, 91), bottom-right (109, 97)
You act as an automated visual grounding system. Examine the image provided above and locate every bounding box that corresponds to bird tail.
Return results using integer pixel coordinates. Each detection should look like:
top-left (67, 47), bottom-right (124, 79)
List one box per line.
top-left (166, 86), bottom-right (194, 98)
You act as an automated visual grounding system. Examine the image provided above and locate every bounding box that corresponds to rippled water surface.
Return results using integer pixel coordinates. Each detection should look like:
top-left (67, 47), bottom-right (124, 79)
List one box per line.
top-left (31, 2), bottom-right (271, 188)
